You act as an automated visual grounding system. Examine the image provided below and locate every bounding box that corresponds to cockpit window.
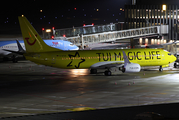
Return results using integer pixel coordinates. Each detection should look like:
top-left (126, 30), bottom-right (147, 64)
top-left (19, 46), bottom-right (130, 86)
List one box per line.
top-left (168, 53), bottom-right (171, 56)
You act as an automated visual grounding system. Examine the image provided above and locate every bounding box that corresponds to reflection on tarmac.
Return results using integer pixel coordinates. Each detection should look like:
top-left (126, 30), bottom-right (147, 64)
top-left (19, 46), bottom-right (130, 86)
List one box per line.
top-left (0, 60), bottom-right (179, 118)
top-left (70, 69), bottom-right (89, 77)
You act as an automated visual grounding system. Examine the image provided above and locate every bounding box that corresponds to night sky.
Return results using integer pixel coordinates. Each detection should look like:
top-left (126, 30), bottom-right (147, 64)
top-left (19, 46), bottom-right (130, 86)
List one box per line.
top-left (1, 0), bottom-right (179, 35)
top-left (0, 0), bottom-right (131, 35)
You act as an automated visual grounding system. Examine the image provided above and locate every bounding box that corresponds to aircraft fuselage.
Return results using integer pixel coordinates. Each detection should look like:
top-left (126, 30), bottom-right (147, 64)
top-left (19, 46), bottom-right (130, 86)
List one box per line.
top-left (24, 48), bottom-right (175, 69)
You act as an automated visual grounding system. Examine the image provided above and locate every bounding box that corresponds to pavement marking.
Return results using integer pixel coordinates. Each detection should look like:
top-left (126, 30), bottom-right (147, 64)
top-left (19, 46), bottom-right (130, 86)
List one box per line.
top-left (67, 107), bottom-right (96, 111)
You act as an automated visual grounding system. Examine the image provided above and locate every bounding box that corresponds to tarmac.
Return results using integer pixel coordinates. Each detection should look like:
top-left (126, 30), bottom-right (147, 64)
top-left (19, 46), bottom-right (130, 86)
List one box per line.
top-left (0, 60), bottom-right (179, 119)
top-left (1, 34), bottom-right (179, 119)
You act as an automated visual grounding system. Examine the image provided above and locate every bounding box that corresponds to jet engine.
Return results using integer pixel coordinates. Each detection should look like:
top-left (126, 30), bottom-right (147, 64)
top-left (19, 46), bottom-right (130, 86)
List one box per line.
top-left (121, 63), bottom-right (141, 73)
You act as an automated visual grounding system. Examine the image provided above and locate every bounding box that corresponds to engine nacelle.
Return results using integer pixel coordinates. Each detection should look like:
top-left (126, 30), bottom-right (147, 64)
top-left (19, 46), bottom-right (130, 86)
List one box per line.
top-left (122, 63), bottom-right (141, 73)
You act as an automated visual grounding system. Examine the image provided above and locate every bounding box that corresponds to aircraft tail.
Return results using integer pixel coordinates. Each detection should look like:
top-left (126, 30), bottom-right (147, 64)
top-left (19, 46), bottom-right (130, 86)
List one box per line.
top-left (18, 16), bottom-right (60, 53)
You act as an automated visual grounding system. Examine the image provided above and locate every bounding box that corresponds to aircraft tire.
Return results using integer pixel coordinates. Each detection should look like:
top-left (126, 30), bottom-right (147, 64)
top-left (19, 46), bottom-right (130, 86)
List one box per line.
top-left (159, 66), bottom-right (163, 72)
top-left (12, 55), bottom-right (18, 63)
top-left (90, 69), bottom-right (97, 74)
top-left (104, 70), bottom-right (111, 76)
top-left (122, 66), bottom-right (125, 73)
top-left (174, 63), bottom-right (177, 68)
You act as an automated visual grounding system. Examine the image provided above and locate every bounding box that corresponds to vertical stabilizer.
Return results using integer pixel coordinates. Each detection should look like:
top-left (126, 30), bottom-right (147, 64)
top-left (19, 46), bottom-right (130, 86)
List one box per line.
top-left (18, 16), bottom-right (59, 53)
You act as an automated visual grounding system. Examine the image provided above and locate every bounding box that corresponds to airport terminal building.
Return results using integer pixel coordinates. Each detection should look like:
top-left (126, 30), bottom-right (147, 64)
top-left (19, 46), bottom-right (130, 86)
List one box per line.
top-left (124, 0), bottom-right (179, 53)
top-left (125, 5), bottom-right (178, 40)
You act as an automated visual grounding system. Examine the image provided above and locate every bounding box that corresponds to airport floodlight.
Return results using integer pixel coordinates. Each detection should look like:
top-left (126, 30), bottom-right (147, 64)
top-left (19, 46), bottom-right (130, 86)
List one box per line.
top-left (46, 29), bottom-right (51, 33)
top-left (162, 5), bottom-right (166, 11)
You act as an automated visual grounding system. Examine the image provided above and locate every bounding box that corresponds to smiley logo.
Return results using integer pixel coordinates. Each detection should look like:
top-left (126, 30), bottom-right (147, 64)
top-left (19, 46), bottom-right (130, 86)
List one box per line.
top-left (25, 34), bottom-right (37, 46)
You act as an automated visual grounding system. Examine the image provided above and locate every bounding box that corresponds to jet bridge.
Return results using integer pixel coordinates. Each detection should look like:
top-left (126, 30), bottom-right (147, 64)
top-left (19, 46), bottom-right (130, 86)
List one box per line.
top-left (55, 25), bottom-right (168, 47)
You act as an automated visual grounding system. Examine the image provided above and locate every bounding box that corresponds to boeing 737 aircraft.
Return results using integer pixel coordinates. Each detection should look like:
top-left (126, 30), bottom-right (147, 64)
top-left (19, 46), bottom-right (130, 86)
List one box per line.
top-left (0, 39), bottom-right (78, 56)
top-left (18, 16), bottom-right (176, 76)
top-left (0, 38), bottom-right (78, 62)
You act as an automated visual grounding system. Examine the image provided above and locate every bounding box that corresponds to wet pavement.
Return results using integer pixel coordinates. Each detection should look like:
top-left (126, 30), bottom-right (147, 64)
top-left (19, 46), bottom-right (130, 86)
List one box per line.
top-left (0, 60), bottom-right (179, 119)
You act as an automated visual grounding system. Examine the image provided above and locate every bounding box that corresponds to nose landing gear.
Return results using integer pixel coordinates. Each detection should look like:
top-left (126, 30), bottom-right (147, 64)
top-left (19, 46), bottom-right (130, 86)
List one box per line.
top-left (159, 66), bottom-right (163, 72)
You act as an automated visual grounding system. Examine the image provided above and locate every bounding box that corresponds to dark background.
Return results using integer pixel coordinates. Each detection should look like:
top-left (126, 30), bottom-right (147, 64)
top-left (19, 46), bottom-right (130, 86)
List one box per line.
top-left (0, 0), bottom-right (130, 34)
top-left (0, 0), bottom-right (179, 35)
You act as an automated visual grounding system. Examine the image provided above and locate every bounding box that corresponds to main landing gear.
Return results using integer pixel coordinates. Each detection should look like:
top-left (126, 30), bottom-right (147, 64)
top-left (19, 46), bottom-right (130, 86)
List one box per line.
top-left (90, 69), bottom-right (97, 74)
top-left (90, 69), bottom-right (112, 76)
top-left (104, 70), bottom-right (112, 76)
top-left (159, 66), bottom-right (163, 72)
top-left (12, 55), bottom-right (18, 63)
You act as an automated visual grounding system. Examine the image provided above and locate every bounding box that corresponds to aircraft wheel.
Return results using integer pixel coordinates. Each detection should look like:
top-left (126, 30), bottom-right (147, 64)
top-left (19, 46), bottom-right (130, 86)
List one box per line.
top-left (104, 70), bottom-right (112, 76)
top-left (90, 69), bottom-right (97, 74)
top-left (12, 55), bottom-right (18, 63)
top-left (119, 67), bottom-right (121, 71)
top-left (122, 66), bottom-right (125, 73)
top-left (174, 63), bottom-right (177, 68)
top-left (159, 66), bottom-right (163, 72)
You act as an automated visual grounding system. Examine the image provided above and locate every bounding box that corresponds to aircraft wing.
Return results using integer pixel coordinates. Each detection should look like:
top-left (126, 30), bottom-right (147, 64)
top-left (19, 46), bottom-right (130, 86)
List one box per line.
top-left (2, 40), bottom-right (26, 55)
top-left (90, 51), bottom-right (129, 69)
top-left (2, 49), bottom-right (25, 55)
top-left (90, 61), bottom-right (124, 69)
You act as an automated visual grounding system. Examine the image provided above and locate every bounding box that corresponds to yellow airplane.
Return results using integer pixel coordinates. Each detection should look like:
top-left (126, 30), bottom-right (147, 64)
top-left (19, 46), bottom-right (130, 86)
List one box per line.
top-left (18, 16), bottom-right (176, 76)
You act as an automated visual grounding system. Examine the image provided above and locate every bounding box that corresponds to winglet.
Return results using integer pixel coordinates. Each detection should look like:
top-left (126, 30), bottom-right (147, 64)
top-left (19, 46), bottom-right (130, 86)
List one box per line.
top-left (16, 40), bottom-right (25, 53)
top-left (18, 16), bottom-right (59, 53)
top-left (122, 51), bottom-right (130, 67)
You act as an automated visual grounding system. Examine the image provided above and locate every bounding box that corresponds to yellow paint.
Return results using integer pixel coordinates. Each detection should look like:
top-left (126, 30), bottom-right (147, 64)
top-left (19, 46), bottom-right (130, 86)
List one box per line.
top-left (67, 107), bottom-right (96, 111)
